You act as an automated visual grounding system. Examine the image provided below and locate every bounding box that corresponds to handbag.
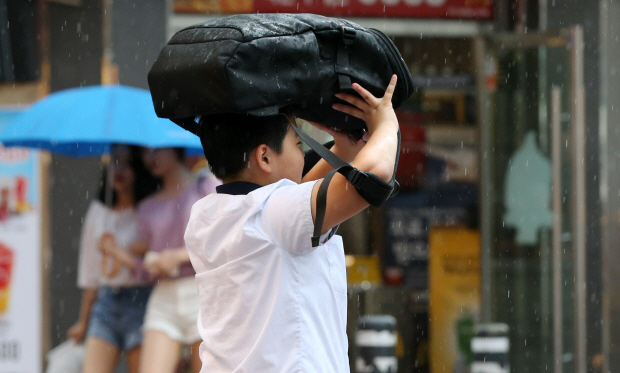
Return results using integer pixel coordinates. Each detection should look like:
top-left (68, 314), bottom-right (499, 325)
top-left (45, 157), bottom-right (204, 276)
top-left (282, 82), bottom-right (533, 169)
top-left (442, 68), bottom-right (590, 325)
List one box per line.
top-left (45, 340), bottom-right (84, 373)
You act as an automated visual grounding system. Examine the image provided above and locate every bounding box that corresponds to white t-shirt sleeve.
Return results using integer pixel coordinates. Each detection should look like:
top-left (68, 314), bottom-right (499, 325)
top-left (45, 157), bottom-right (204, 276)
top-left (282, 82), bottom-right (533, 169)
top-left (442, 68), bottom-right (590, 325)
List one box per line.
top-left (77, 202), bottom-right (102, 289)
top-left (260, 181), bottom-right (318, 255)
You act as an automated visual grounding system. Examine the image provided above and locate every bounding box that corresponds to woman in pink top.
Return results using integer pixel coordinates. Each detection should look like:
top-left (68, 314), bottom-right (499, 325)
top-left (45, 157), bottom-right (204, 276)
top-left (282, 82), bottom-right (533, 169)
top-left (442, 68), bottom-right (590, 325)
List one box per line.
top-left (121, 147), bottom-right (219, 373)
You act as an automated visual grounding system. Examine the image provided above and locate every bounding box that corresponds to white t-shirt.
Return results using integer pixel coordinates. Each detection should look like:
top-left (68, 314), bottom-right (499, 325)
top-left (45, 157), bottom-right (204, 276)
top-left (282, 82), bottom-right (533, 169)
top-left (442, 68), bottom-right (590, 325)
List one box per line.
top-left (185, 179), bottom-right (349, 373)
top-left (77, 200), bottom-right (143, 288)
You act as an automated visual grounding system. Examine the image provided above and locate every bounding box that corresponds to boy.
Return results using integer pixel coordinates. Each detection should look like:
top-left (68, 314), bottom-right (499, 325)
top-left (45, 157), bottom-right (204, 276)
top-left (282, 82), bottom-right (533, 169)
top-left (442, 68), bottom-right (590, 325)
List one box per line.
top-left (184, 75), bottom-right (400, 372)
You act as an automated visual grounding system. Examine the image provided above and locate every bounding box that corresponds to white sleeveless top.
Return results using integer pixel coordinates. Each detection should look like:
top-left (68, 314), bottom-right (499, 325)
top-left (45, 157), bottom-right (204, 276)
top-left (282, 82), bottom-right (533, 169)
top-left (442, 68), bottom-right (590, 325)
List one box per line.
top-left (77, 200), bottom-right (144, 288)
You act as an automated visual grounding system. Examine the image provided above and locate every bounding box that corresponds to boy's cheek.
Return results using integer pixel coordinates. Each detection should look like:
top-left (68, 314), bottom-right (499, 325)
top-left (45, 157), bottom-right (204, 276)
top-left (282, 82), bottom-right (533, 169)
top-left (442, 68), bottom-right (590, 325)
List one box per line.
top-left (297, 150), bottom-right (305, 169)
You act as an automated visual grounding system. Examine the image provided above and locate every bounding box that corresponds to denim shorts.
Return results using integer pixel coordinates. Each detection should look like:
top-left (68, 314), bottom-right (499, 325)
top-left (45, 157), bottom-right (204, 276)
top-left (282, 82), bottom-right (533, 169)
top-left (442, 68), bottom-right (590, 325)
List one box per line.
top-left (86, 285), bottom-right (153, 351)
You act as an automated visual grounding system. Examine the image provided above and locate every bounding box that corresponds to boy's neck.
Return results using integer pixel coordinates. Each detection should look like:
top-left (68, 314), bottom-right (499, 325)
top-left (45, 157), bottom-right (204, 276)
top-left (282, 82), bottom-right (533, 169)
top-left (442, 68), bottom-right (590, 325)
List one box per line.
top-left (222, 175), bottom-right (265, 186)
top-left (223, 170), bottom-right (277, 186)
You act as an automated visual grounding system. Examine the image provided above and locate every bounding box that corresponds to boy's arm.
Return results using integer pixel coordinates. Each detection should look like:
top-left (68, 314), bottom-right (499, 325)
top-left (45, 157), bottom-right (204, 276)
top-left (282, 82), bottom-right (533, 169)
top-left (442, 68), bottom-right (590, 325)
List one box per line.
top-left (310, 75), bottom-right (399, 234)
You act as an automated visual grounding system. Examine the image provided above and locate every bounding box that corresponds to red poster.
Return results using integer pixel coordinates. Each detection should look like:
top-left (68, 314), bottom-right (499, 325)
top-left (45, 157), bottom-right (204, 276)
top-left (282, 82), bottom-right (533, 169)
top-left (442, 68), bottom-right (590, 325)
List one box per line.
top-left (253, 0), bottom-right (493, 20)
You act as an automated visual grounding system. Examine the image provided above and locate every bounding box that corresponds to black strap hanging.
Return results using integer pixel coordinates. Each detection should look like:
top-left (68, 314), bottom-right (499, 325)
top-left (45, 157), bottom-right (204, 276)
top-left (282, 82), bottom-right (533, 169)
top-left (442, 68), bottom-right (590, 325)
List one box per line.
top-left (288, 117), bottom-right (400, 247)
top-left (311, 168), bottom-right (338, 247)
top-left (303, 140), bottom-right (335, 176)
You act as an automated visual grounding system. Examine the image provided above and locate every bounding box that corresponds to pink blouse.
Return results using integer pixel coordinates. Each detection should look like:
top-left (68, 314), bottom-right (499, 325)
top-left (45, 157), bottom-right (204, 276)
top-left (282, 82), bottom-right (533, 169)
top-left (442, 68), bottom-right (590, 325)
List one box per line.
top-left (137, 173), bottom-right (220, 279)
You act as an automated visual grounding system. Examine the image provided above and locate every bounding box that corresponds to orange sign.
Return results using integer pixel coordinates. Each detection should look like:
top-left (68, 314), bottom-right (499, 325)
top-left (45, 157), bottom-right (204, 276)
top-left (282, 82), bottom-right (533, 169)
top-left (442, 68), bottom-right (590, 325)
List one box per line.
top-left (0, 242), bottom-right (13, 315)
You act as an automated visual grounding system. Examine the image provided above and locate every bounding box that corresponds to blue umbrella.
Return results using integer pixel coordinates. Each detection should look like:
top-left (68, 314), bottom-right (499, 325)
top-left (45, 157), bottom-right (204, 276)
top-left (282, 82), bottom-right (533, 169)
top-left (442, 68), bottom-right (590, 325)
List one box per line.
top-left (0, 85), bottom-right (203, 156)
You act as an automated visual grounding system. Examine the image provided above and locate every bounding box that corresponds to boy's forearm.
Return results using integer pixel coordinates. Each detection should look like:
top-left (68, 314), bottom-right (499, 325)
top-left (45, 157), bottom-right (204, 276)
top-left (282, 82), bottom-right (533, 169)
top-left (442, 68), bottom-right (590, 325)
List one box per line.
top-left (301, 143), bottom-right (361, 183)
top-left (301, 157), bottom-right (333, 182)
top-left (351, 125), bottom-right (398, 182)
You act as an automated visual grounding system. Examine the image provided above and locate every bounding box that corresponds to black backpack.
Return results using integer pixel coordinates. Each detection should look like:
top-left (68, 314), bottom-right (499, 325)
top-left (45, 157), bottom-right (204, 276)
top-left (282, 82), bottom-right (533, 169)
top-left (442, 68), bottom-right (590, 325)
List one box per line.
top-left (148, 14), bottom-right (413, 246)
top-left (148, 13), bottom-right (413, 134)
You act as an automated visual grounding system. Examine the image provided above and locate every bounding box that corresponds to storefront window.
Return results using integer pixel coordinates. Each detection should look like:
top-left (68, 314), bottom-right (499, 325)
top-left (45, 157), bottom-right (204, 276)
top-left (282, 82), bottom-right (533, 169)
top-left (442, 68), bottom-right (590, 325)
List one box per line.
top-left (480, 31), bottom-right (583, 373)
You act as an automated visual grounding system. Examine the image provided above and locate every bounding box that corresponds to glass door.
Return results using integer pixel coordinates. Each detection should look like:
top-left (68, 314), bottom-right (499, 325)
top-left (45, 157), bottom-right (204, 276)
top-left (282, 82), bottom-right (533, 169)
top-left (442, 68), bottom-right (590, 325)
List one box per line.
top-left (475, 27), bottom-right (586, 373)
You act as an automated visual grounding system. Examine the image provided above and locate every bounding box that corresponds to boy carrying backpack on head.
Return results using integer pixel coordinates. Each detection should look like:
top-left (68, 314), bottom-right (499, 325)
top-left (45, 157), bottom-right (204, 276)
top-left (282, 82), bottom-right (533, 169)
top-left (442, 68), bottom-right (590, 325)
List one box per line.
top-left (184, 75), bottom-right (400, 373)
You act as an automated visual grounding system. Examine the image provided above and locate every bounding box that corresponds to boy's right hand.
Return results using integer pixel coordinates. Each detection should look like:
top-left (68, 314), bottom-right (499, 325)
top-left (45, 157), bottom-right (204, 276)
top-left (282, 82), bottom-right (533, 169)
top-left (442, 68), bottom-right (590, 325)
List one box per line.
top-left (310, 76), bottom-right (400, 234)
top-left (332, 75), bottom-right (399, 137)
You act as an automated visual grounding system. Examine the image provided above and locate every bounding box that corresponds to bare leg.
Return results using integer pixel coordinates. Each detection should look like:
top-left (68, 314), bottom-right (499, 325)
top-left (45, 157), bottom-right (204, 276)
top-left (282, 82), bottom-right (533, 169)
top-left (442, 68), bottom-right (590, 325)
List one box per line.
top-left (126, 346), bottom-right (141, 373)
top-left (82, 337), bottom-right (121, 373)
top-left (190, 341), bottom-right (202, 373)
top-left (139, 330), bottom-right (182, 373)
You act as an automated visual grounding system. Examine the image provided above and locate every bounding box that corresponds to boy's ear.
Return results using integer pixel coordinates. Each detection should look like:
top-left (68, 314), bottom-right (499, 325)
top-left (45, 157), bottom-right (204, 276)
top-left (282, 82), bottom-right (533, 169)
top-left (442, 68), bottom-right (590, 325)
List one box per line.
top-left (254, 144), bottom-right (272, 174)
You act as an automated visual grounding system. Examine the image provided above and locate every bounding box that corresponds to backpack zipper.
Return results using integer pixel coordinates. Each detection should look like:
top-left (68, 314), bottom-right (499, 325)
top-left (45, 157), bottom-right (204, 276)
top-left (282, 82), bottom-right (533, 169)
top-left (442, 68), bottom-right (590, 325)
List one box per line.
top-left (367, 29), bottom-right (413, 101)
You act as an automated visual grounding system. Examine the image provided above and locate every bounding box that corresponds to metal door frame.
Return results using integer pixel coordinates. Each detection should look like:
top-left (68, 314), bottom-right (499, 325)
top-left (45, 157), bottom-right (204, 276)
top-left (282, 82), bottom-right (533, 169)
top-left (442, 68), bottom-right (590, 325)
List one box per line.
top-left (475, 26), bottom-right (586, 373)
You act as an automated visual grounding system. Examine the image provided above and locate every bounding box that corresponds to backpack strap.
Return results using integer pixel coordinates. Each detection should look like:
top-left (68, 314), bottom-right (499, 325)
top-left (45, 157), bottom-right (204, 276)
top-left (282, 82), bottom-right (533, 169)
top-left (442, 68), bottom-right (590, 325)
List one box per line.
top-left (289, 119), bottom-right (400, 246)
top-left (311, 168), bottom-right (338, 247)
top-left (335, 27), bottom-right (357, 91)
top-left (303, 140), bottom-right (335, 177)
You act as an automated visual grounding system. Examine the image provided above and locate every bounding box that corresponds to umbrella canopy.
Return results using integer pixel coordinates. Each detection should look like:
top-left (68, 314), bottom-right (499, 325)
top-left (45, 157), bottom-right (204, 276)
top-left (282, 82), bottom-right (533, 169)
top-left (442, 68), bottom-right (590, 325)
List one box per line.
top-left (0, 85), bottom-right (203, 156)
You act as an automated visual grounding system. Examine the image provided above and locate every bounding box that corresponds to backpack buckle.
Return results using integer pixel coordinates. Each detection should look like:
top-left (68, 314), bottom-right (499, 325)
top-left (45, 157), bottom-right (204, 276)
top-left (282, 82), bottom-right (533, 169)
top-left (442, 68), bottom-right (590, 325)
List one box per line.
top-left (347, 168), bottom-right (365, 188)
top-left (341, 27), bottom-right (356, 46)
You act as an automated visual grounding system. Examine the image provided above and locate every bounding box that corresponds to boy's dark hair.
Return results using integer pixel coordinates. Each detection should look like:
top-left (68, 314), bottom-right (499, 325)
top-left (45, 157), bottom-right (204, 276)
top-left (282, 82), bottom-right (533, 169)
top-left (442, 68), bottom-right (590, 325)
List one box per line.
top-left (199, 113), bottom-right (290, 180)
top-left (98, 145), bottom-right (161, 206)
